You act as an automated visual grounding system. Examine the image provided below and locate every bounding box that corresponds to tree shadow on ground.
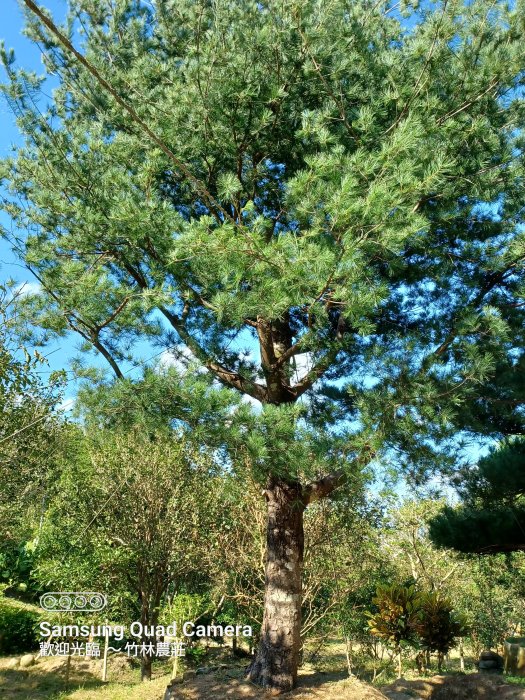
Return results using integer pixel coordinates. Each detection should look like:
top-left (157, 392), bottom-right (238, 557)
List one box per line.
top-left (0, 663), bottom-right (104, 700)
top-left (166, 669), bottom-right (387, 699)
top-left (296, 669), bottom-right (349, 687)
top-left (384, 673), bottom-right (525, 700)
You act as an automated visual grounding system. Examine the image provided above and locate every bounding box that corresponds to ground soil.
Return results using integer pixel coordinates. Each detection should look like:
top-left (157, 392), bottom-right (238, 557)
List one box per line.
top-left (2, 655), bottom-right (525, 699)
top-left (165, 669), bottom-right (525, 699)
top-left (382, 674), bottom-right (525, 700)
top-left (167, 668), bottom-right (388, 699)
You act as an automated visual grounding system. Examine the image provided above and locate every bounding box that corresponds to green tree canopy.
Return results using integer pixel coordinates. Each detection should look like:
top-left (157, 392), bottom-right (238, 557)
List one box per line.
top-left (34, 429), bottom-right (217, 679)
top-left (0, 283), bottom-right (65, 557)
top-left (430, 440), bottom-right (525, 554)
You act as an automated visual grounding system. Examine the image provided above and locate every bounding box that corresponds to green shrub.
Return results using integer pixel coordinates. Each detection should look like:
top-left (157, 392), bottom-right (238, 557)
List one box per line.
top-left (185, 644), bottom-right (208, 664)
top-left (366, 583), bottom-right (423, 650)
top-left (0, 593), bottom-right (40, 653)
top-left (416, 593), bottom-right (467, 658)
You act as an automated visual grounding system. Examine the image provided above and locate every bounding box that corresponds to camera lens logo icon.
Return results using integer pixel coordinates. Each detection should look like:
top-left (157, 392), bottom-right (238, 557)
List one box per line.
top-left (40, 592), bottom-right (107, 612)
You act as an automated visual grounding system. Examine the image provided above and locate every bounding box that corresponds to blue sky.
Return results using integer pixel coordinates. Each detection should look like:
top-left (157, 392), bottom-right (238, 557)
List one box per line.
top-left (0, 0), bottom-right (257, 410)
top-left (0, 1), bottom-right (77, 409)
top-left (0, 1), bottom-right (65, 157)
top-left (0, 1), bottom-right (171, 411)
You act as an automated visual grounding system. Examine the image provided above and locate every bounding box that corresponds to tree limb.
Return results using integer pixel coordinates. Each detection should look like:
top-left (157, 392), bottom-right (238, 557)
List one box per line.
top-left (24, 264), bottom-right (124, 379)
top-left (159, 307), bottom-right (268, 402)
top-left (290, 346), bottom-right (340, 399)
top-left (303, 470), bottom-right (345, 505)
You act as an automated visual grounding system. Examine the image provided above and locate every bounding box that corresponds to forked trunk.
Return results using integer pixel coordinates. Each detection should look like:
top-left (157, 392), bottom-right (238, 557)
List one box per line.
top-left (247, 478), bottom-right (304, 694)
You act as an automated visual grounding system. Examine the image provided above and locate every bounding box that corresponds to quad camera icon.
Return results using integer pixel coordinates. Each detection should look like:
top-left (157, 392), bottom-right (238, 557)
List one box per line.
top-left (39, 592), bottom-right (107, 612)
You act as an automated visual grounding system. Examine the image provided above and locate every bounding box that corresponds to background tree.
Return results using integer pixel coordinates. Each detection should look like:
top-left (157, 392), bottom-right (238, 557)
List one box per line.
top-left (1, 0), bottom-right (525, 691)
top-left (466, 554), bottom-right (525, 653)
top-left (429, 440), bottom-right (525, 554)
top-left (383, 500), bottom-right (465, 593)
top-left (34, 430), bottom-right (215, 680)
top-left (0, 282), bottom-right (66, 596)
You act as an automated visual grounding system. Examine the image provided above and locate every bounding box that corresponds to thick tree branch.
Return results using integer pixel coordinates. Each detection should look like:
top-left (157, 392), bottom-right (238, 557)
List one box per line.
top-left (89, 336), bottom-right (124, 379)
top-left (25, 264), bottom-right (124, 379)
top-left (95, 296), bottom-right (130, 332)
top-left (120, 257), bottom-right (261, 396)
top-left (290, 347), bottom-right (340, 399)
top-left (271, 337), bottom-right (307, 370)
top-left (303, 470), bottom-right (345, 505)
top-left (117, 257), bottom-right (267, 399)
top-left (159, 307), bottom-right (267, 402)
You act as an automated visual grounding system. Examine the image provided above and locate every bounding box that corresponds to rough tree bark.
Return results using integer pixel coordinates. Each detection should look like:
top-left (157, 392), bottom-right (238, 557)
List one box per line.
top-left (247, 478), bottom-right (305, 694)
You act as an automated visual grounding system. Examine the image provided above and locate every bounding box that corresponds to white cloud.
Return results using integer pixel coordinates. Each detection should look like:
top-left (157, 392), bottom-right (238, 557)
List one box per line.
top-left (290, 352), bottom-right (313, 386)
top-left (159, 346), bottom-right (264, 412)
top-left (14, 281), bottom-right (42, 297)
top-left (158, 346), bottom-right (207, 374)
top-left (241, 392), bottom-right (262, 411)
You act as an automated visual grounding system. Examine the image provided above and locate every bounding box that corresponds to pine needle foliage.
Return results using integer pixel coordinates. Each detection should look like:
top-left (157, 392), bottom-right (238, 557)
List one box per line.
top-left (0, 0), bottom-right (524, 481)
top-left (430, 439), bottom-right (525, 553)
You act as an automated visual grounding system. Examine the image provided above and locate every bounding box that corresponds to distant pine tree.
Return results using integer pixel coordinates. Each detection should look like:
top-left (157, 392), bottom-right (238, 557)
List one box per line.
top-left (430, 440), bottom-right (525, 554)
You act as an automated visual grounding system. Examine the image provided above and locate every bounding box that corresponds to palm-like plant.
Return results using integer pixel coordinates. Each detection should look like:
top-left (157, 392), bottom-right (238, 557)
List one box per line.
top-left (367, 584), bottom-right (424, 677)
top-left (416, 593), bottom-right (467, 672)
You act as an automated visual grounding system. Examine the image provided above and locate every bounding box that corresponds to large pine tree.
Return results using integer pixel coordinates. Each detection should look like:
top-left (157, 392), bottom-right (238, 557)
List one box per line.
top-left (1, 0), bottom-right (525, 692)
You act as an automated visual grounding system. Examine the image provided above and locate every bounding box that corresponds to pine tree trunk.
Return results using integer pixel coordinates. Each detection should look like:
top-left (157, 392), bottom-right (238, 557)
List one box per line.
top-left (247, 478), bottom-right (304, 694)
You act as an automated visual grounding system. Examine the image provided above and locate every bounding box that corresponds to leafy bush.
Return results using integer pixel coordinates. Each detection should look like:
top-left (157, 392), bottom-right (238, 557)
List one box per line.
top-left (416, 593), bottom-right (466, 657)
top-left (184, 644), bottom-right (208, 664)
top-left (366, 583), bottom-right (423, 650)
top-left (366, 584), bottom-right (467, 675)
top-left (0, 539), bottom-right (37, 597)
top-left (0, 591), bottom-right (40, 654)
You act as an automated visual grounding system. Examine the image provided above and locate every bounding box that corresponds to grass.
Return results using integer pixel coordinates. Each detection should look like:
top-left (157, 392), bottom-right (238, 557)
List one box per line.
top-left (506, 675), bottom-right (525, 687)
top-left (0, 654), bottom-right (173, 700)
top-left (304, 638), bottom-right (477, 687)
top-left (51, 676), bottom-right (169, 700)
